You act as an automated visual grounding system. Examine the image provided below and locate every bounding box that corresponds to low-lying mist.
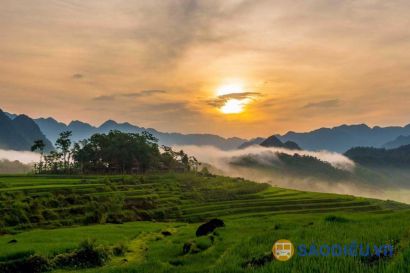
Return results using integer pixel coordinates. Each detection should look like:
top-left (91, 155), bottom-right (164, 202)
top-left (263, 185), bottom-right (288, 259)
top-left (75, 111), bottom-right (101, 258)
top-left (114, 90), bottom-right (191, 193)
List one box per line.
top-left (0, 149), bottom-right (40, 164)
top-left (175, 145), bottom-right (410, 204)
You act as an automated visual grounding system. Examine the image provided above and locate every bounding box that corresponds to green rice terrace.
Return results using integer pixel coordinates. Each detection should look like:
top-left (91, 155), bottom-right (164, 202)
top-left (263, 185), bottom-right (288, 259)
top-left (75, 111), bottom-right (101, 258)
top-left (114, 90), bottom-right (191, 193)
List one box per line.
top-left (0, 172), bottom-right (410, 273)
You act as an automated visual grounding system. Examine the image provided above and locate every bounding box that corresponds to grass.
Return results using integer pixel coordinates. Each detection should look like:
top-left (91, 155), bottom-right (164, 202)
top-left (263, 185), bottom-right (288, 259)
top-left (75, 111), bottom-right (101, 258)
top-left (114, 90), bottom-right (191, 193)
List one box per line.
top-left (0, 173), bottom-right (409, 272)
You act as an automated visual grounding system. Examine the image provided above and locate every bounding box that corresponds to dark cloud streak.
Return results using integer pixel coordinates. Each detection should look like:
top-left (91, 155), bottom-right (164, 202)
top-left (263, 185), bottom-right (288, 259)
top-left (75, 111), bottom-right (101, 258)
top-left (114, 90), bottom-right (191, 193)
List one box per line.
top-left (303, 99), bottom-right (340, 109)
top-left (93, 89), bottom-right (168, 101)
top-left (207, 92), bottom-right (261, 108)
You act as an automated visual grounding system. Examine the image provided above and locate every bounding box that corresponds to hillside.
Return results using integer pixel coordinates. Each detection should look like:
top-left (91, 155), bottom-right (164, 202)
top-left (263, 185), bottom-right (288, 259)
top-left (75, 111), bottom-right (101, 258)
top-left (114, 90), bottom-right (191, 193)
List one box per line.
top-left (345, 145), bottom-right (410, 167)
top-left (0, 110), bottom-right (53, 151)
top-left (229, 151), bottom-right (354, 182)
top-left (2, 173), bottom-right (397, 232)
top-left (0, 173), bottom-right (406, 232)
top-left (0, 173), bottom-right (408, 273)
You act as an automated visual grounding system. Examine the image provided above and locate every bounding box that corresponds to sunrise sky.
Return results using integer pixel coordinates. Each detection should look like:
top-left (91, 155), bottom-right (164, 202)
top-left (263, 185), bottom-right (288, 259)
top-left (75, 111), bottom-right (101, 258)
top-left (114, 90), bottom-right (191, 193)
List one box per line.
top-left (1, 0), bottom-right (410, 138)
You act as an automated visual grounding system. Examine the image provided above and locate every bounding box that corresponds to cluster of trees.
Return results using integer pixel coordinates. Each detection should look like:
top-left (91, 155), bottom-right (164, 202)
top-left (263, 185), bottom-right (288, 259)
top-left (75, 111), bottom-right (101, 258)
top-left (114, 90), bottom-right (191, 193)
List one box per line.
top-left (31, 130), bottom-right (199, 174)
top-left (345, 145), bottom-right (410, 167)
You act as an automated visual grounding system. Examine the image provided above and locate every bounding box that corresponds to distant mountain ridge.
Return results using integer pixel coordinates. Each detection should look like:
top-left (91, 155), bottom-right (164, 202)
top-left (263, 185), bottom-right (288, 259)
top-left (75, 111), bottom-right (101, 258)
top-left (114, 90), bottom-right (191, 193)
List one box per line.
top-left (9, 112), bottom-right (246, 150)
top-left (0, 110), bottom-right (53, 151)
top-left (5, 107), bottom-right (410, 153)
top-left (277, 123), bottom-right (410, 152)
top-left (238, 137), bottom-right (265, 149)
top-left (260, 135), bottom-right (301, 150)
top-left (383, 135), bottom-right (410, 149)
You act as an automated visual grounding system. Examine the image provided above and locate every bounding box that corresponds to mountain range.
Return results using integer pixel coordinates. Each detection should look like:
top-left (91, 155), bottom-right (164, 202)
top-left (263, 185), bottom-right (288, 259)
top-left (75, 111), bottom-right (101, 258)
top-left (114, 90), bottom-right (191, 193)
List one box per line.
top-left (276, 124), bottom-right (410, 153)
top-left (383, 135), bottom-right (410, 149)
top-left (0, 109), bottom-right (53, 151)
top-left (3, 107), bottom-right (410, 153)
top-left (3, 109), bottom-right (245, 151)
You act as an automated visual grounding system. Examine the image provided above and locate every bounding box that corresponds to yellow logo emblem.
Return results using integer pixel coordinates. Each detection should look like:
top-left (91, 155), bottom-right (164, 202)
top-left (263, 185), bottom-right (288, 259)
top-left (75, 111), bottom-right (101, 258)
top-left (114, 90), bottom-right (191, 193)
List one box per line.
top-left (272, 239), bottom-right (294, 261)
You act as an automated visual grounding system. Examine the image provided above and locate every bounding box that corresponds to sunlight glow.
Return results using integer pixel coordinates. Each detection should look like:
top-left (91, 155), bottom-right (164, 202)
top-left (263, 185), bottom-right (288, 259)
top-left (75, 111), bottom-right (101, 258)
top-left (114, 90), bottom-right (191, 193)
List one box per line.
top-left (216, 83), bottom-right (244, 96)
top-left (220, 98), bottom-right (250, 114)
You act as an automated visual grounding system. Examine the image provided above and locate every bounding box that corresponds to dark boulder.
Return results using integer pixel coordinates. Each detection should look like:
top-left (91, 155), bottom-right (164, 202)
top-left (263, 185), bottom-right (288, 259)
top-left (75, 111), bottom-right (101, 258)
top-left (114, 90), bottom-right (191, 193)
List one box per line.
top-left (161, 231), bottom-right (172, 236)
top-left (195, 219), bottom-right (224, 237)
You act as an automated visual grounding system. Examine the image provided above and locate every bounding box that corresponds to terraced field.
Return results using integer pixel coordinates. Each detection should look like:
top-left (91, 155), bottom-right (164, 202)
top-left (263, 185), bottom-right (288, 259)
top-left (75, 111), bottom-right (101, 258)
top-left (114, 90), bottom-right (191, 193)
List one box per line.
top-left (0, 173), bottom-right (405, 232)
top-left (0, 173), bottom-right (409, 273)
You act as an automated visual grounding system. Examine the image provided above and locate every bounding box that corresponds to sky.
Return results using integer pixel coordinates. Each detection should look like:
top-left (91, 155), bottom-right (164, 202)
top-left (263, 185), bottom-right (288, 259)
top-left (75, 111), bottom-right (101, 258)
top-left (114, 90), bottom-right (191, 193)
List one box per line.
top-left (1, 0), bottom-right (410, 138)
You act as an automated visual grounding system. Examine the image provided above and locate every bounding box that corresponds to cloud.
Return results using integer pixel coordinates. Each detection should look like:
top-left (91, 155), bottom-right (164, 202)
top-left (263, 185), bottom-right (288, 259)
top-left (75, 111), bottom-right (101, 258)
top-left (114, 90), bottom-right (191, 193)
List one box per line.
top-left (72, 73), bottom-right (84, 80)
top-left (130, 1), bottom-right (246, 68)
top-left (303, 99), bottom-right (340, 109)
top-left (93, 90), bottom-right (167, 101)
top-left (175, 144), bottom-right (355, 172)
top-left (0, 149), bottom-right (40, 164)
top-left (93, 95), bottom-right (116, 101)
top-left (207, 92), bottom-right (261, 107)
top-left (121, 90), bottom-right (167, 98)
top-left (3, 0), bottom-right (410, 138)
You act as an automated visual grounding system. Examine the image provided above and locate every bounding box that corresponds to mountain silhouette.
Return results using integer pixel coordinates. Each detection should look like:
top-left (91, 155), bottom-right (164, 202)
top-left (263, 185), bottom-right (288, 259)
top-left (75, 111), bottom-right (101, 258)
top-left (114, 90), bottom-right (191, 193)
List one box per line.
top-left (278, 124), bottom-right (410, 152)
top-left (383, 135), bottom-right (410, 149)
top-left (0, 110), bottom-right (53, 151)
top-left (260, 135), bottom-right (301, 150)
top-left (238, 137), bottom-right (265, 149)
top-left (6, 107), bottom-right (410, 153)
top-left (32, 115), bottom-right (245, 150)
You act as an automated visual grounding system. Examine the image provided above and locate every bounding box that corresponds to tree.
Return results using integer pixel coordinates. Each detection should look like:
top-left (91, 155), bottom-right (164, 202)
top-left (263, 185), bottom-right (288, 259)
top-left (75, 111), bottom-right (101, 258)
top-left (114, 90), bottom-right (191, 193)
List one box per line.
top-left (37, 130), bottom-right (198, 174)
top-left (31, 140), bottom-right (45, 173)
top-left (55, 131), bottom-right (72, 172)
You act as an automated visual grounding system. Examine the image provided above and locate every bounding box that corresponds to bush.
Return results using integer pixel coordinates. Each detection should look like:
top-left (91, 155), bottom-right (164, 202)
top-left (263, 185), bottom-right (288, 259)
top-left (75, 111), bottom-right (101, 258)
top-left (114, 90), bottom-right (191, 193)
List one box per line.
top-left (52, 239), bottom-right (110, 269)
top-left (111, 242), bottom-right (128, 256)
top-left (0, 250), bottom-right (34, 262)
top-left (0, 254), bottom-right (51, 273)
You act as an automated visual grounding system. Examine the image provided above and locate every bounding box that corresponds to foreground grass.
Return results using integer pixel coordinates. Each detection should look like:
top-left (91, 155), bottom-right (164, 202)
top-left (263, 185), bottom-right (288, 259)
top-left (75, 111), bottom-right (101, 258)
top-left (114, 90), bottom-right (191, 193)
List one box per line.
top-left (1, 212), bottom-right (410, 273)
top-left (0, 173), bottom-right (409, 272)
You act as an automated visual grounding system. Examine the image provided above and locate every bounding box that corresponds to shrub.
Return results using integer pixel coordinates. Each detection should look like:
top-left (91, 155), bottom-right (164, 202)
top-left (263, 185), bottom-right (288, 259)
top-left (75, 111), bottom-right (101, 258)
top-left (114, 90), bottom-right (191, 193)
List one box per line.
top-left (0, 251), bottom-right (34, 262)
top-left (0, 254), bottom-right (51, 273)
top-left (52, 239), bottom-right (110, 269)
top-left (111, 242), bottom-right (128, 257)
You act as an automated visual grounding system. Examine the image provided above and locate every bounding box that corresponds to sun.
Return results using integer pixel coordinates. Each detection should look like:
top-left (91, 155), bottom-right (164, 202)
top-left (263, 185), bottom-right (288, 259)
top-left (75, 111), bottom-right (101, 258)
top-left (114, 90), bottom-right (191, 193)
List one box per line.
top-left (220, 98), bottom-right (250, 114)
top-left (214, 81), bottom-right (253, 114)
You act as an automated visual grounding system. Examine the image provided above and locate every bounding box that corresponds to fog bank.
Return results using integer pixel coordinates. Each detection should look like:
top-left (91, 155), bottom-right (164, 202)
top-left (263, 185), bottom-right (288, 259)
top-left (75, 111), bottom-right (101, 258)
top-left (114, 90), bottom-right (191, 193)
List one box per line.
top-left (174, 145), bottom-right (410, 204)
top-left (0, 149), bottom-right (40, 164)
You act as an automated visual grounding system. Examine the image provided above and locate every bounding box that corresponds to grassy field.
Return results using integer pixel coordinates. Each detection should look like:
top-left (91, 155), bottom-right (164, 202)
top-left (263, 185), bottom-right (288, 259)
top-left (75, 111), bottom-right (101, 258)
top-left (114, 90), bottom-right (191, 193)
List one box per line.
top-left (0, 173), bottom-right (409, 272)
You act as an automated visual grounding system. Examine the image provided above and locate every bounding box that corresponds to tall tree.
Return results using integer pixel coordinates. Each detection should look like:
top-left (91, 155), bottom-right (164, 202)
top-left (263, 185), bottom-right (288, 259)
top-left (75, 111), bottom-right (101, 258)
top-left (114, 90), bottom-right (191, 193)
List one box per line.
top-left (31, 139), bottom-right (45, 173)
top-left (55, 131), bottom-right (72, 172)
